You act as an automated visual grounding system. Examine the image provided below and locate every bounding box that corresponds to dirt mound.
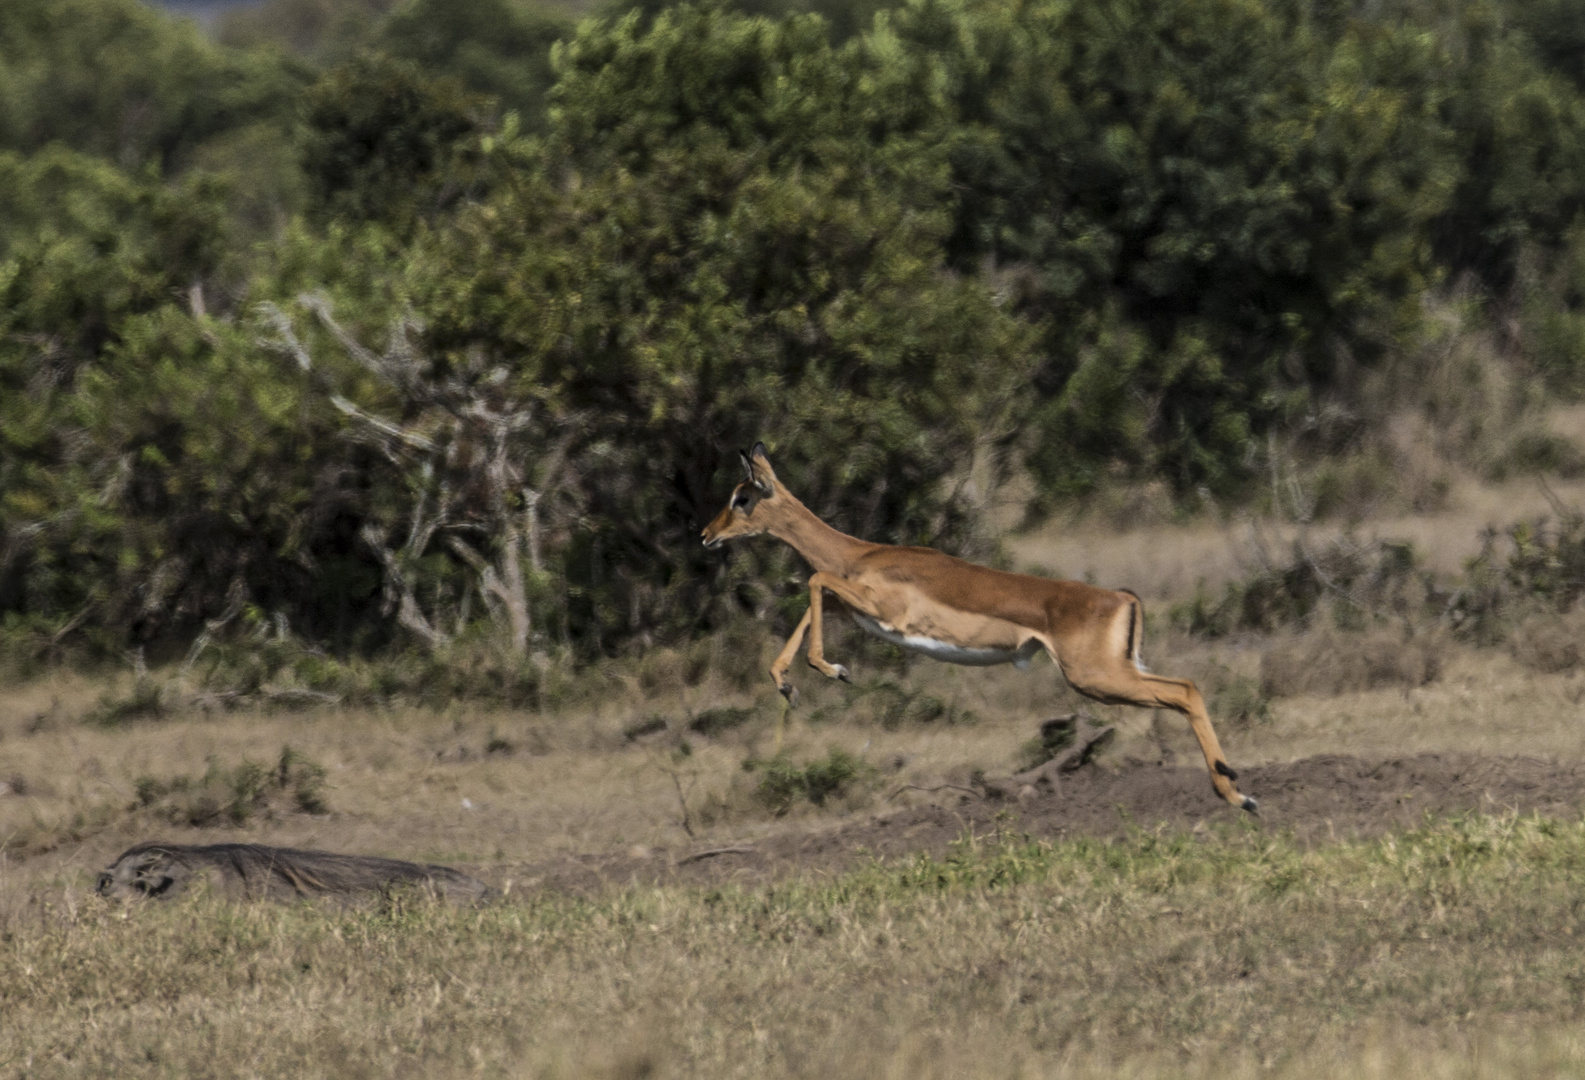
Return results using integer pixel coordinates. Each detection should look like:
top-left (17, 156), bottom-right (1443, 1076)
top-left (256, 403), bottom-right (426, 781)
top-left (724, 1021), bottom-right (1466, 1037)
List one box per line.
top-left (505, 753), bottom-right (1585, 896)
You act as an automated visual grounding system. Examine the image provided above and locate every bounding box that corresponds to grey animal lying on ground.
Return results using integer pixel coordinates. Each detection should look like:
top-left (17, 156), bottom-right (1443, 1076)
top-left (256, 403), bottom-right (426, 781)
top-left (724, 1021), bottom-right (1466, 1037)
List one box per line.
top-left (96, 842), bottom-right (492, 903)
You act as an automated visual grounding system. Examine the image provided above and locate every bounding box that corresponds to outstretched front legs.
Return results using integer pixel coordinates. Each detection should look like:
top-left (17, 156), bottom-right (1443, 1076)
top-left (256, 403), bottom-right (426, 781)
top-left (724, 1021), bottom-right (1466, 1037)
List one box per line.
top-left (767, 572), bottom-right (857, 701)
top-left (768, 608), bottom-right (813, 702)
top-left (803, 573), bottom-right (853, 683)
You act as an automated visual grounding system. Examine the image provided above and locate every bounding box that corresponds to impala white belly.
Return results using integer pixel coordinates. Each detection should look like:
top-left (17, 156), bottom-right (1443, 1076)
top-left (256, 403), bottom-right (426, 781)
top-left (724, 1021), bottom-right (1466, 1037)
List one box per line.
top-left (851, 613), bottom-right (1041, 669)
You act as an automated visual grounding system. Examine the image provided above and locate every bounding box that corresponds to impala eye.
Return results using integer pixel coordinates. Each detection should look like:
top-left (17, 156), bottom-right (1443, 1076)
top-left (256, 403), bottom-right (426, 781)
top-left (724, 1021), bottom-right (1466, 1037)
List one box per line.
top-left (731, 492), bottom-right (751, 510)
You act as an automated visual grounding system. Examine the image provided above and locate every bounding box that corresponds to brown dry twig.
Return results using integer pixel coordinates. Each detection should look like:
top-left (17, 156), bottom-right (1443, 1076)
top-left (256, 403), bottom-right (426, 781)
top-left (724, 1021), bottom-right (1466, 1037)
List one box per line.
top-left (886, 783), bottom-right (981, 802)
top-left (676, 846), bottom-right (756, 865)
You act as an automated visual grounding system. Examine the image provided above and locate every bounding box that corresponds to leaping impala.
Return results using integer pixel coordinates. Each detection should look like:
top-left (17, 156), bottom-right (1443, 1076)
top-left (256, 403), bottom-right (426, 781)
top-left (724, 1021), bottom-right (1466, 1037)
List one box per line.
top-left (702, 443), bottom-right (1257, 813)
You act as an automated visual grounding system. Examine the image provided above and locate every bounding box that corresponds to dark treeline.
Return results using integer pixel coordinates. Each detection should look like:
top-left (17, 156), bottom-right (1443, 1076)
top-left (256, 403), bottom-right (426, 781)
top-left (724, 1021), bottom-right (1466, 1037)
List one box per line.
top-left (4, 0), bottom-right (1585, 669)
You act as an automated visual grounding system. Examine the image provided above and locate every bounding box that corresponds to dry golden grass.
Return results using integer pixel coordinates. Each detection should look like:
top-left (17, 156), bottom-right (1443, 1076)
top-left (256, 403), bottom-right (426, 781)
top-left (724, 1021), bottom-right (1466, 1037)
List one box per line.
top-left (5, 639), bottom-right (1585, 1078)
top-left (6, 612), bottom-right (1585, 885)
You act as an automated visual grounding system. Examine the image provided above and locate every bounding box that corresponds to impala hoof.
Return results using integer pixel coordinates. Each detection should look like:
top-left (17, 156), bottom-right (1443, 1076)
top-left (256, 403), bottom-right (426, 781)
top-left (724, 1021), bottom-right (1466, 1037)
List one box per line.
top-left (1240, 795), bottom-right (1259, 815)
top-left (833, 664), bottom-right (850, 683)
top-left (778, 683), bottom-right (799, 706)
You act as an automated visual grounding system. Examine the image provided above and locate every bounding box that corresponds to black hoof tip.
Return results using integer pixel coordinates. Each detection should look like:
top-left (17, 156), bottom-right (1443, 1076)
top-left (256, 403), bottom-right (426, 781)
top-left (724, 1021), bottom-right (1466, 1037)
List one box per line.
top-left (1241, 795), bottom-right (1259, 815)
top-left (835, 666), bottom-right (851, 683)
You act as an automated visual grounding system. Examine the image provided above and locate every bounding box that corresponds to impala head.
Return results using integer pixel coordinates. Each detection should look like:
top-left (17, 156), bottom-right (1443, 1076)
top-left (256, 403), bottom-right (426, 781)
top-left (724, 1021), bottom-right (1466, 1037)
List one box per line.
top-left (702, 442), bottom-right (781, 549)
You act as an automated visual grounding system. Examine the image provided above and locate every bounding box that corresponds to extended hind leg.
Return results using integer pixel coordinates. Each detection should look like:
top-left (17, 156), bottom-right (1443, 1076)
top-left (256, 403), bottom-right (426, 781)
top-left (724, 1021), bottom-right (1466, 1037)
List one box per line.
top-left (1063, 661), bottom-right (1256, 813)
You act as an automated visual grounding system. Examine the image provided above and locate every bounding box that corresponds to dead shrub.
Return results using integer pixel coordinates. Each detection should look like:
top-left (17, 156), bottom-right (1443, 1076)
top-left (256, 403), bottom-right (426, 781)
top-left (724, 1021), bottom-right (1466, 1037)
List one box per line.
top-left (1260, 628), bottom-right (1446, 698)
top-left (637, 647), bottom-right (691, 696)
top-left (1510, 609), bottom-right (1585, 673)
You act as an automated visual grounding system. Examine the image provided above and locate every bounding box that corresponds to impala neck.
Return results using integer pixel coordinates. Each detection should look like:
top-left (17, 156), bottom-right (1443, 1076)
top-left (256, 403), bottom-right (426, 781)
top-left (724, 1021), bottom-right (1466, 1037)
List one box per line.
top-left (762, 487), bottom-right (872, 574)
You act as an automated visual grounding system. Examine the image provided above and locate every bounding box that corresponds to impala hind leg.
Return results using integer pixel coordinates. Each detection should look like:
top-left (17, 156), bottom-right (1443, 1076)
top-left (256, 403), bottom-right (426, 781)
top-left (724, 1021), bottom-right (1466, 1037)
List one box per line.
top-left (1062, 661), bottom-right (1256, 813)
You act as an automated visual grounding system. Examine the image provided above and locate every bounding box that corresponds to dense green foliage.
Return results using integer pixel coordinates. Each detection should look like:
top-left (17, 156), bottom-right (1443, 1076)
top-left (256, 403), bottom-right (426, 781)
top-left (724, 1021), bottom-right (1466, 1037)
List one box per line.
top-left (4, 0), bottom-right (1585, 665)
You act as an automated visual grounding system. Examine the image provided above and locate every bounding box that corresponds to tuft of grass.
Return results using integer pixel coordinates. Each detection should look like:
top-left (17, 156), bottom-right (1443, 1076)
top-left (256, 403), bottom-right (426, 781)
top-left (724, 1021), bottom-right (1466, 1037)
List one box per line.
top-left (1210, 674), bottom-right (1272, 726)
top-left (132, 746), bottom-right (330, 826)
top-left (86, 677), bottom-right (165, 727)
top-left (276, 745), bottom-right (329, 815)
top-left (133, 757), bottom-right (269, 826)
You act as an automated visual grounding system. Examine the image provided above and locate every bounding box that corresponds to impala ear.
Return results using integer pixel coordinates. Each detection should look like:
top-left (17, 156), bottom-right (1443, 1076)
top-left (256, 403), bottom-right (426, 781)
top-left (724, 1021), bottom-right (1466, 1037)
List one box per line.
top-left (747, 441), bottom-right (776, 490)
top-left (739, 442), bottom-right (773, 494)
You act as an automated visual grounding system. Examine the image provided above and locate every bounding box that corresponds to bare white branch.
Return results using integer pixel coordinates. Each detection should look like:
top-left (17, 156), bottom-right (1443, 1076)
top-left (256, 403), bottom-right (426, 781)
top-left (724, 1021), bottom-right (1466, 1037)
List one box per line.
top-left (267, 295), bottom-right (578, 656)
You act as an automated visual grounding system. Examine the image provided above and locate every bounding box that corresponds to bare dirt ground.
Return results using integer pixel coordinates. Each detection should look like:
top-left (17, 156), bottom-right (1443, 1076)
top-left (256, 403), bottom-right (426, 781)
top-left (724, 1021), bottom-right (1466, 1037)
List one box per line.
top-left (507, 752), bottom-right (1585, 896)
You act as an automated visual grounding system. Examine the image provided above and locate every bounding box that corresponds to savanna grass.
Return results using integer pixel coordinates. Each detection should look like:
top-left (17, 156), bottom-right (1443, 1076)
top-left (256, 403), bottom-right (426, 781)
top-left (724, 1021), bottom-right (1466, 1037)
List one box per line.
top-left (7, 814), bottom-right (1585, 1078)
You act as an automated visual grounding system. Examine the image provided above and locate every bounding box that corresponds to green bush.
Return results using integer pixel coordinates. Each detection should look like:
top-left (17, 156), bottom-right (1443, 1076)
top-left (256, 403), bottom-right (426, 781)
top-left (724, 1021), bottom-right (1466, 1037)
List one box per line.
top-left (909, 0), bottom-right (1455, 498)
top-left (1452, 511), bottom-right (1585, 643)
top-left (746, 747), bottom-right (875, 814)
top-left (299, 53), bottom-right (486, 228)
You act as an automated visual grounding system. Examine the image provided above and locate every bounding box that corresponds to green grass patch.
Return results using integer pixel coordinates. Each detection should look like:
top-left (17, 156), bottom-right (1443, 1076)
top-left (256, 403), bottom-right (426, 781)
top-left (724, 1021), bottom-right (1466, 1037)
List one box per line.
top-left (10, 814), bottom-right (1585, 1077)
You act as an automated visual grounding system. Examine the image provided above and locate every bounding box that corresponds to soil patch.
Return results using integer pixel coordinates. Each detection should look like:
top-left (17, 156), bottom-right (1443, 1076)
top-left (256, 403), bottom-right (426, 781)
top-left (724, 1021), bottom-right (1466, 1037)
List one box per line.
top-left (500, 753), bottom-right (1585, 896)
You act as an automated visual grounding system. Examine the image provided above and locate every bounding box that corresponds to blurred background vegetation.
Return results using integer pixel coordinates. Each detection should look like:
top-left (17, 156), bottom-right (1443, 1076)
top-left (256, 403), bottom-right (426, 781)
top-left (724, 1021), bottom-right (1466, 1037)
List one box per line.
top-left (6, 0), bottom-right (1585, 684)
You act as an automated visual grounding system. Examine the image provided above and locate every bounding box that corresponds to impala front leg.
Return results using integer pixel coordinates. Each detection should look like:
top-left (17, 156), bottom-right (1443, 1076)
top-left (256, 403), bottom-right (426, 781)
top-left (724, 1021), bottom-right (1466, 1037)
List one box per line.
top-left (769, 608), bottom-right (813, 702)
top-left (805, 572), bottom-right (851, 683)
